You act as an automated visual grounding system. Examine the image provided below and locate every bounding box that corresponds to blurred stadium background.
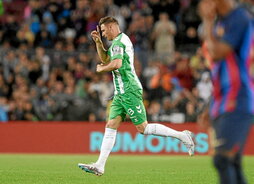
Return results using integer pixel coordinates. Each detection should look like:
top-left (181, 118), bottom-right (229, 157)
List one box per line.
top-left (0, 0), bottom-right (210, 122)
top-left (0, 0), bottom-right (253, 183)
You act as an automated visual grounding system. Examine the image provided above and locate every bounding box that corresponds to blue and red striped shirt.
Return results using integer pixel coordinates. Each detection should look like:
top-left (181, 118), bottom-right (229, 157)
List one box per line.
top-left (210, 7), bottom-right (254, 118)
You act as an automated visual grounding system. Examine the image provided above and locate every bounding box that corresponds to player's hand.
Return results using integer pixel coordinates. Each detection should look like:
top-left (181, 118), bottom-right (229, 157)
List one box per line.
top-left (96, 63), bottom-right (104, 73)
top-left (197, 109), bottom-right (211, 130)
top-left (198, 0), bottom-right (216, 21)
top-left (91, 26), bottom-right (102, 44)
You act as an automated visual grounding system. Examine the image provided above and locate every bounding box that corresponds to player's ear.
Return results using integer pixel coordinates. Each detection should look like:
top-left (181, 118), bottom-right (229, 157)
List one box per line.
top-left (109, 24), bottom-right (113, 31)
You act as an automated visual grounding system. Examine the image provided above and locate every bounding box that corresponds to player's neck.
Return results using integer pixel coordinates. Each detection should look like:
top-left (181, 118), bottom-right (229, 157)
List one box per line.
top-left (112, 31), bottom-right (121, 40)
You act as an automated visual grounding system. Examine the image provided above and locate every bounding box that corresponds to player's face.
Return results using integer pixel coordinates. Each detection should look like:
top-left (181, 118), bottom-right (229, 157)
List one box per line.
top-left (100, 24), bottom-right (113, 41)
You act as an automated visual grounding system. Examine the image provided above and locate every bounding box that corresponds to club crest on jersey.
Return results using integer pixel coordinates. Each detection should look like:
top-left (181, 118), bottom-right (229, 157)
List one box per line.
top-left (112, 45), bottom-right (123, 56)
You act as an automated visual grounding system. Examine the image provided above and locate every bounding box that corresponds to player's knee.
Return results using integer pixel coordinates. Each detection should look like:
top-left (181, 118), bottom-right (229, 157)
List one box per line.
top-left (106, 116), bottom-right (122, 129)
top-left (213, 154), bottom-right (232, 170)
top-left (136, 122), bottom-right (147, 134)
top-left (136, 125), bottom-right (145, 134)
top-left (106, 121), bottom-right (118, 129)
top-left (106, 122), bottom-right (116, 129)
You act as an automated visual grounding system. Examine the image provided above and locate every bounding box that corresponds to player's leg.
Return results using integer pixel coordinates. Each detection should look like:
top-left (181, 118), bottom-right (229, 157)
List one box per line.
top-left (214, 151), bottom-right (248, 184)
top-left (212, 112), bottom-right (253, 184)
top-left (78, 96), bottom-right (125, 176)
top-left (78, 116), bottom-right (122, 176)
top-left (123, 91), bottom-right (194, 156)
top-left (232, 152), bottom-right (247, 184)
top-left (95, 116), bottom-right (122, 170)
top-left (213, 150), bottom-right (237, 184)
top-left (232, 113), bottom-right (253, 184)
top-left (137, 121), bottom-right (194, 156)
top-left (212, 114), bottom-right (238, 184)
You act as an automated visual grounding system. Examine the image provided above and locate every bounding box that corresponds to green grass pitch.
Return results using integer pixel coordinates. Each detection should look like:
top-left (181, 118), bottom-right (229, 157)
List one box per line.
top-left (0, 154), bottom-right (253, 184)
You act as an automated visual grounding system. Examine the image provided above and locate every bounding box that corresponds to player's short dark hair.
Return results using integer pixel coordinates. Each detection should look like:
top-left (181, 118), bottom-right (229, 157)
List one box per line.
top-left (99, 16), bottom-right (119, 26)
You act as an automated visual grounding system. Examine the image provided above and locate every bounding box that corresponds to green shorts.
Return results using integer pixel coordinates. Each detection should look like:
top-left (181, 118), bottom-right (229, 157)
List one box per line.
top-left (109, 90), bottom-right (147, 125)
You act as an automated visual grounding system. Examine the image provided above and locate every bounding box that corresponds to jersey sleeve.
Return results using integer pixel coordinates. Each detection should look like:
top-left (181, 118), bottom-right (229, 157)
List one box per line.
top-left (221, 10), bottom-right (249, 50)
top-left (110, 43), bottom-right (124, 60)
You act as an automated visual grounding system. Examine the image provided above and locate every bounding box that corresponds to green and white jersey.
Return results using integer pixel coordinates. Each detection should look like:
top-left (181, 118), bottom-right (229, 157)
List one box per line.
top-left (107, 33), bottom-right (142, 95)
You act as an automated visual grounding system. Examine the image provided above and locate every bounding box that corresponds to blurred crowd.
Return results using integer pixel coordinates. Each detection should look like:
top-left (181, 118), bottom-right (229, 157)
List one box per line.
top-left (0, 0), bottom-right (213, 123)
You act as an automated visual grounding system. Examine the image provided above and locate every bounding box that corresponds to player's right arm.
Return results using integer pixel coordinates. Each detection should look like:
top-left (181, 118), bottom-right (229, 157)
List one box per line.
top-left (91, 26), bottom-right (110, 64)
top-left (199, 0), bottom-right (249, 62)
top-left (198, 0), bottom-right (231, 61)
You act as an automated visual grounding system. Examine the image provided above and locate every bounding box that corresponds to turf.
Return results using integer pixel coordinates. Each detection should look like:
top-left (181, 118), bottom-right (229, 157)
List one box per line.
top-left (0, 154), bottom-right (253, 184)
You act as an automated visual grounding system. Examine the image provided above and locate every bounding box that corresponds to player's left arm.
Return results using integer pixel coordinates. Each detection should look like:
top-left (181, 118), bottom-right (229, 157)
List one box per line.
top-left (96, 59), bottom-right (122, 72)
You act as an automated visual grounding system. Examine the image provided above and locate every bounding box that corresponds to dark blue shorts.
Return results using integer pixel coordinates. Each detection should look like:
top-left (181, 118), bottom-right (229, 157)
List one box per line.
top-left (212, 112), bottom-right (254, 152)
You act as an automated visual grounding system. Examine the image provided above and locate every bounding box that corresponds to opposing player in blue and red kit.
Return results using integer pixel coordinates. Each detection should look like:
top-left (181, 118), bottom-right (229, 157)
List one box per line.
top-left (198, 0), bottom-right (254, 183)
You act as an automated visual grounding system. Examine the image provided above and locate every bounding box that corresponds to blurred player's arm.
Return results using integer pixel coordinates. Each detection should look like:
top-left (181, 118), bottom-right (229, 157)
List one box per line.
top-left (199, 0), bottom-right (233, 61)
top-left (202, 24), bottom-right (232, 61)
top-left (96, 59), bottom-right (122, 73)
top-left (91, 26), bottom-right (110, 64)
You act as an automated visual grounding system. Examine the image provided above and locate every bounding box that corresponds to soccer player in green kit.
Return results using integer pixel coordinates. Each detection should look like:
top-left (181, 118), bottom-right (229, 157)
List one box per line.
top-left (78, 16), bottom-right (195, 176)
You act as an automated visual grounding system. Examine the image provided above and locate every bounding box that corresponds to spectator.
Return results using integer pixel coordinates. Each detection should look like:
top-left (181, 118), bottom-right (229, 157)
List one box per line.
top-left (152, 12), bottom-right (176, 63)
top-left (159, 97), bottom-right (174, 122)
top-left (75, 79), bottom-right (88, 99)
top-left (149, 64), bottom-right (173, 100)
top-left (2, 50), bottom-right (18, 82)
top-left (147, 100), bottom-right (161, 122)
top-left (30, 15), bottom-right (41, 35)
top-left (173, 55), bottom-right (194, 90)
top-left (42, 11), bottom-right (57, 38)
top-left (0, 0), bottom-right (216, 122)
top-left (196, 72), bottom-right (212, 103)
top-left (50, 40), bottom-right (65, 69)
top-left (27, 59), bottom-right (42, 84)
top-left (34, 47), bottom-right (51, 81)
top-left (185, 101), bottom-right (198, 122)
top-left (2, 13), bottom-right (19, 47)
top-left (0, 97), bottom-right (8, 122)
top-left (88, 74), bottom-right (113, 107)
top-left (142, 60), bottom-right (159, 90)
top-left (0, 74), bottom-right (9, 97)
top-left (128, 12), bottom-right (151, 68)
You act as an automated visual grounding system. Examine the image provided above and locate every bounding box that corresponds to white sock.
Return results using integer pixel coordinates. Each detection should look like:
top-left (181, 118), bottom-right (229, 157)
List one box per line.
top-left (96, 128), bottom-right (117, 169)
top-left (144, 123), bottom-right (184, 140)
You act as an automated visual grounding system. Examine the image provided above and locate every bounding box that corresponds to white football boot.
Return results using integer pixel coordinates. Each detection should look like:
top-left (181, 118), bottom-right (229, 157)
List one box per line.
top-left (78, 163), bottom-right (104, 176)
top-left (182, 130), bottom-right (195, 156)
